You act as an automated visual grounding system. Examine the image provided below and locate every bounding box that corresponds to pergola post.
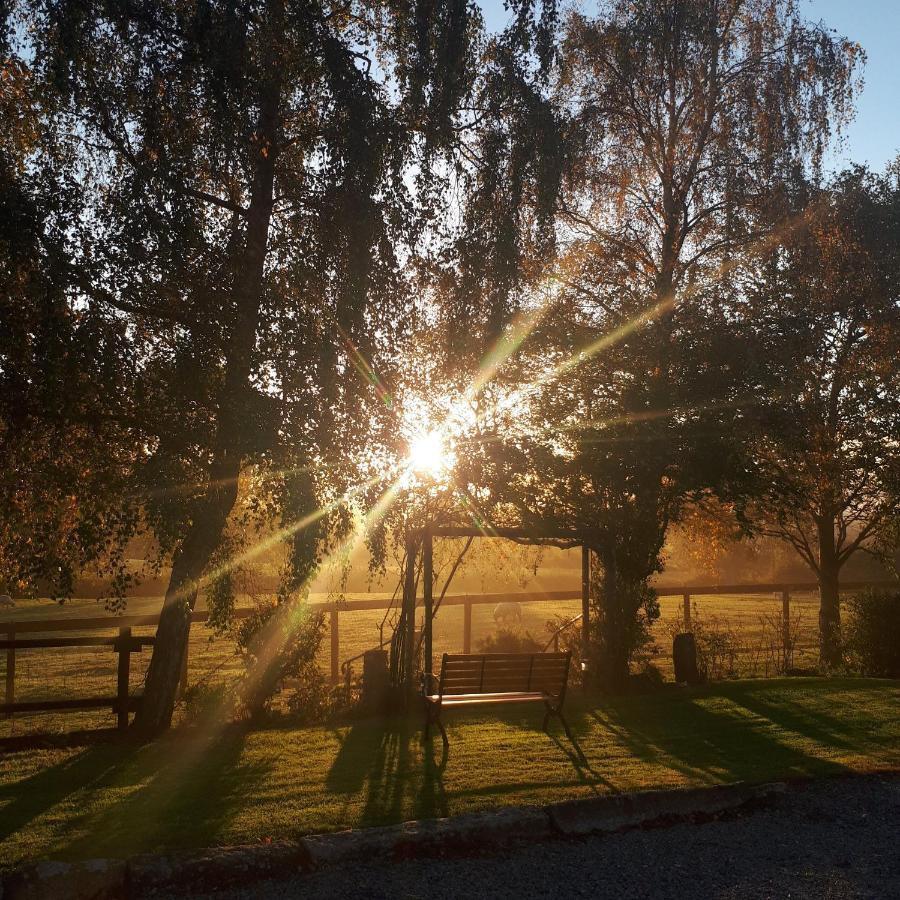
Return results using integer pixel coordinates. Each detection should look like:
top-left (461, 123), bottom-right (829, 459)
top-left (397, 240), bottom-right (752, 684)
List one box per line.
top-left (423, 527), bottom-right (433, 678)
top-left (581, 544), bottom-right (591, 684)
top-left (403, 536), bottom-right (418, 702)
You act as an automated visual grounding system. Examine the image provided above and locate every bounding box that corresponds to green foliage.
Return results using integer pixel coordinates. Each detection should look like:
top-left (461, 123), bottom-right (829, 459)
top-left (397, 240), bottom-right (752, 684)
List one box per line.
top-left (234, 599), bottom-right (327, 720)
top-left (446, 0), bottom-right (865, 693)
top-left (285, 672), bottom-right (350, 727)
top-left (733, 170), bottom-right (900, 665)
top-left (691, 615), bottom-right (744, 682)
top-left (0, 137), bottom-right (142, 605)
top-left (477, 627), bottom-right (541, 654)
top-left (440, 2), bottom-right (564, 362)
top-left (844, 589), bottom-right (900, 678)
top-left (181, 682), bottom-right (231, 723)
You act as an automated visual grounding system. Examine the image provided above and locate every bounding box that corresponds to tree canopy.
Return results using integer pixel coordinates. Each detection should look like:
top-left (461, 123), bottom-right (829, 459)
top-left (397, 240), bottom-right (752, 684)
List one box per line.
top-left (736, 168), bottom-right (900, 664)
top-left (0, 0), bottom-right (894, 715)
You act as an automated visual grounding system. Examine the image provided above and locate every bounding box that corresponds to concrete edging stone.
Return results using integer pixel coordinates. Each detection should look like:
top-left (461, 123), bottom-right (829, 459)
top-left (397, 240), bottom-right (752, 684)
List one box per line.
top-left (1, 780), bottom-right (787, 899)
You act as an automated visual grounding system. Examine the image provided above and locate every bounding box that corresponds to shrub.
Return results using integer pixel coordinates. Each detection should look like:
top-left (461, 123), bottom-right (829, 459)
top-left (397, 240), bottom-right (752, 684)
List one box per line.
top-left (285, 667), bottom-right (350, 725)
top-left (629, 662), bottom-right (665, 692)
top-left (845, 589), bottom-right (900, 678)
top-left (667, 609), bottom-right (744, 681)
top-left (593, 576), bottom-right (660, 692)
top-left (181, 682), bottom-right (230, 722)
top-left (477, 627), bottom-right (541, 654)
top-left (234, 599), bottom-right (327, 719)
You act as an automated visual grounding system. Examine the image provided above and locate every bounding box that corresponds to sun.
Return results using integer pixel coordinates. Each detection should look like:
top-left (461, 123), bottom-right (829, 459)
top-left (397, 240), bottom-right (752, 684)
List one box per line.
top-left (407, 430), bottom-right (450, 479)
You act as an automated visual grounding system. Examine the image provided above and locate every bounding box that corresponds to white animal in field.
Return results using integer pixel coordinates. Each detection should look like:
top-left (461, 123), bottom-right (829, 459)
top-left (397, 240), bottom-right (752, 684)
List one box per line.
top-left (0, 594), bottom-right (14, 609)
top-left (492, 601), bottom-right (522, 627)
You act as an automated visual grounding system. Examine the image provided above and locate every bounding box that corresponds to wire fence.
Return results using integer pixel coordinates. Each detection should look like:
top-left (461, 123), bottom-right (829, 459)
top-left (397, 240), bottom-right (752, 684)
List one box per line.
top-left (1, 581), bottom-right (894, 738)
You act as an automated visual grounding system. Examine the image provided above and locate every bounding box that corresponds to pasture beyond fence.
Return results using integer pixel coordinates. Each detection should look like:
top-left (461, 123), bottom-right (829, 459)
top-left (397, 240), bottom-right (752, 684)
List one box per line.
top-left (1, 580), bottom-right (895, 737)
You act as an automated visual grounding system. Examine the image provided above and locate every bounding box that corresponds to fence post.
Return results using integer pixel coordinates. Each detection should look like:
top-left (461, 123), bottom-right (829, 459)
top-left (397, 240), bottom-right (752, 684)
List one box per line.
top-left (781, 590), bottom-right (791, 671)
top-left (463, 601), bottom-right (472, 654)
top-left (116, 626), bottom-right (131, 731)
top-left (330, 607), bottom-right (340, 686)
top-left (682, 593), bottom-right (692, 631)
top-left (5, 628), bottom-right (13, 718)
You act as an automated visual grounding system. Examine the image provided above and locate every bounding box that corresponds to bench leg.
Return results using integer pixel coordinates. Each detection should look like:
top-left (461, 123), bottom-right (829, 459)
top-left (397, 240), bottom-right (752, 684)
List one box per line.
top-left (543, 701), bottom-right (574, 743)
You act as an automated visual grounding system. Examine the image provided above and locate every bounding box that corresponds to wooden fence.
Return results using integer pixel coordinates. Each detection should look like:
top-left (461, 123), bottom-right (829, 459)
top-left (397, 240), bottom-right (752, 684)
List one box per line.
top-left (1, 579), bottom-right (895, 732)
top-left (1, 627), bottom-right (154, 729)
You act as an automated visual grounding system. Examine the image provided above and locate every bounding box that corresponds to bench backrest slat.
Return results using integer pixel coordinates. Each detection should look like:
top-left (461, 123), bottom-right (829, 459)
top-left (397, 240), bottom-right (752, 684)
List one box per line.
top-left (438, 652), bottom-right (570, 699)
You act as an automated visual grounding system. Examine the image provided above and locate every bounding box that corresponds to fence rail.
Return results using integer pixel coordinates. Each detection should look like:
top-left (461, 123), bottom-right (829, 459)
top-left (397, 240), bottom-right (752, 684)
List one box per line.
top-left (1, 626), bottom-right (152, 729)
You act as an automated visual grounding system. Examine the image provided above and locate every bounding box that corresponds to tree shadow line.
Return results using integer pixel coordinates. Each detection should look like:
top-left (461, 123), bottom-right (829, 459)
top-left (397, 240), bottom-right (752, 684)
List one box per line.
top-left (0, 723), bottom-right (273, 864)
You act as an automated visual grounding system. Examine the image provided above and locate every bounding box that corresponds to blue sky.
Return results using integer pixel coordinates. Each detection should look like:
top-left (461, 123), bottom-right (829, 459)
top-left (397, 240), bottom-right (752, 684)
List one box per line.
top-left (804, 0), bottom-right (900, 172)
top-left (479, 0), bottom-right (899, 173)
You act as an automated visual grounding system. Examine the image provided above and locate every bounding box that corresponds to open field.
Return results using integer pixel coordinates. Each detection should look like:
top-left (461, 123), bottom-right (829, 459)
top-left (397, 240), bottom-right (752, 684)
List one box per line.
top-left (0, 588), bottom-right (836, 738)
top-left (1, 678), bottom-right (899, 870)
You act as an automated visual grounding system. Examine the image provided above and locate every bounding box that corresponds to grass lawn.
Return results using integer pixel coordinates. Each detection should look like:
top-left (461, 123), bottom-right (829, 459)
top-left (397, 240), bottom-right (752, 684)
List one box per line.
top-left (1, 677), bottom-right (898, 870)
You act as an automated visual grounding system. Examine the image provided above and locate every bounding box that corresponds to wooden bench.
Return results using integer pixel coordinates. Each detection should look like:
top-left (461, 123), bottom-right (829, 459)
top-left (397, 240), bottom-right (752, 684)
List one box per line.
top-left (423, 651), bottom-right (572, 747)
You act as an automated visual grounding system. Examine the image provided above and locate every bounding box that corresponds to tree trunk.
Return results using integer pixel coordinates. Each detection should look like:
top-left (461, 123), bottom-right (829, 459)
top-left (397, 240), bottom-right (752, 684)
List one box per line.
top-left (132, 487), bottom-right (237, 733)
top-left (134, 32), bottom-right (283, 736)
top-left (817, 516), bottom-right (842, 669)
top-left (596, 548), bottom-right (629, 693)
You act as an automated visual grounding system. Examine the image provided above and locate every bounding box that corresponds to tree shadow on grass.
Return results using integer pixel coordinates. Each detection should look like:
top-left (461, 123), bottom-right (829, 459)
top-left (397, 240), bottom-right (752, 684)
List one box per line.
top-left (419, 702), bottom-right (613, 794)
top-left (35, 724), bottom-right (270, 862)
top-left (590, 683), bottom-right (855, 787)
top-left (326, 717), bottom-right (448, 827)
top-left (546, 728), bottom-right (607, 787)
top-left (498, 703), bottom-right (609, 790)
top-left (0, 739), bottom-right (138, 848)
top-left (718, 679), bottom-right (900, 754)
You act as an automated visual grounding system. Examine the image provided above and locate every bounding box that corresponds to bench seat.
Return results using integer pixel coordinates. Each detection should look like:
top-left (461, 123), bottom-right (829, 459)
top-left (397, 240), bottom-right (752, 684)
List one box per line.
top-left (423, 651), bottom-right (572, 749)
top-left (426, 691), bottom-right (547, 706)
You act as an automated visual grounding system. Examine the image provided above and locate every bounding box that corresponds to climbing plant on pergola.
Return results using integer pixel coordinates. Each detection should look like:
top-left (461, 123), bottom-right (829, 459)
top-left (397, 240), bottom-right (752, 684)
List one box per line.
top-left (395, 526), bottom-right (593, 699)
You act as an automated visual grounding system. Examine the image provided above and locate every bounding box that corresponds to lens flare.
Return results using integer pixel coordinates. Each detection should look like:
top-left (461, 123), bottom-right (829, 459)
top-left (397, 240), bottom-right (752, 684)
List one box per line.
top-left (408, 431), bottom-right (449, 478)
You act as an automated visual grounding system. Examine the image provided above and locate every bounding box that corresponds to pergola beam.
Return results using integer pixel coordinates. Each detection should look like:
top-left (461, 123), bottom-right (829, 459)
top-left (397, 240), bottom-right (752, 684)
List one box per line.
top-left (412, 525), bottom-right (584, 542)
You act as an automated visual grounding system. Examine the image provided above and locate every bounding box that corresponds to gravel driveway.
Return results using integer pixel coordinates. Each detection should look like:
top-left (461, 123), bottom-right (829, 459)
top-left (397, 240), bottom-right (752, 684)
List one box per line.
top-left (185, 775), bottom-right (900, 899)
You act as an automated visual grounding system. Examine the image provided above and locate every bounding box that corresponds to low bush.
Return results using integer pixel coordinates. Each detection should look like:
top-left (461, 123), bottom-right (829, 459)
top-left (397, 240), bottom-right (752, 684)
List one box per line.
top-left (628, 662), bottom-right (666, 692)
top-left (666, 610), bottom-right (744, 681)
top-left (477, 627), bottom-right (541, 654)
top-left (181, 682), bottom-right (231, 721)
top-left (234, 599), bottom-right (328, 720)
top-left (844, 589), bottom-right (900, 678)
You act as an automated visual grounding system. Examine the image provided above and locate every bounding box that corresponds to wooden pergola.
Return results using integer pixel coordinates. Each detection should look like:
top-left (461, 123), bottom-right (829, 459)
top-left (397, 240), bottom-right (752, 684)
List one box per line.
top-left (402, 525), bottom-right (593, 696)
